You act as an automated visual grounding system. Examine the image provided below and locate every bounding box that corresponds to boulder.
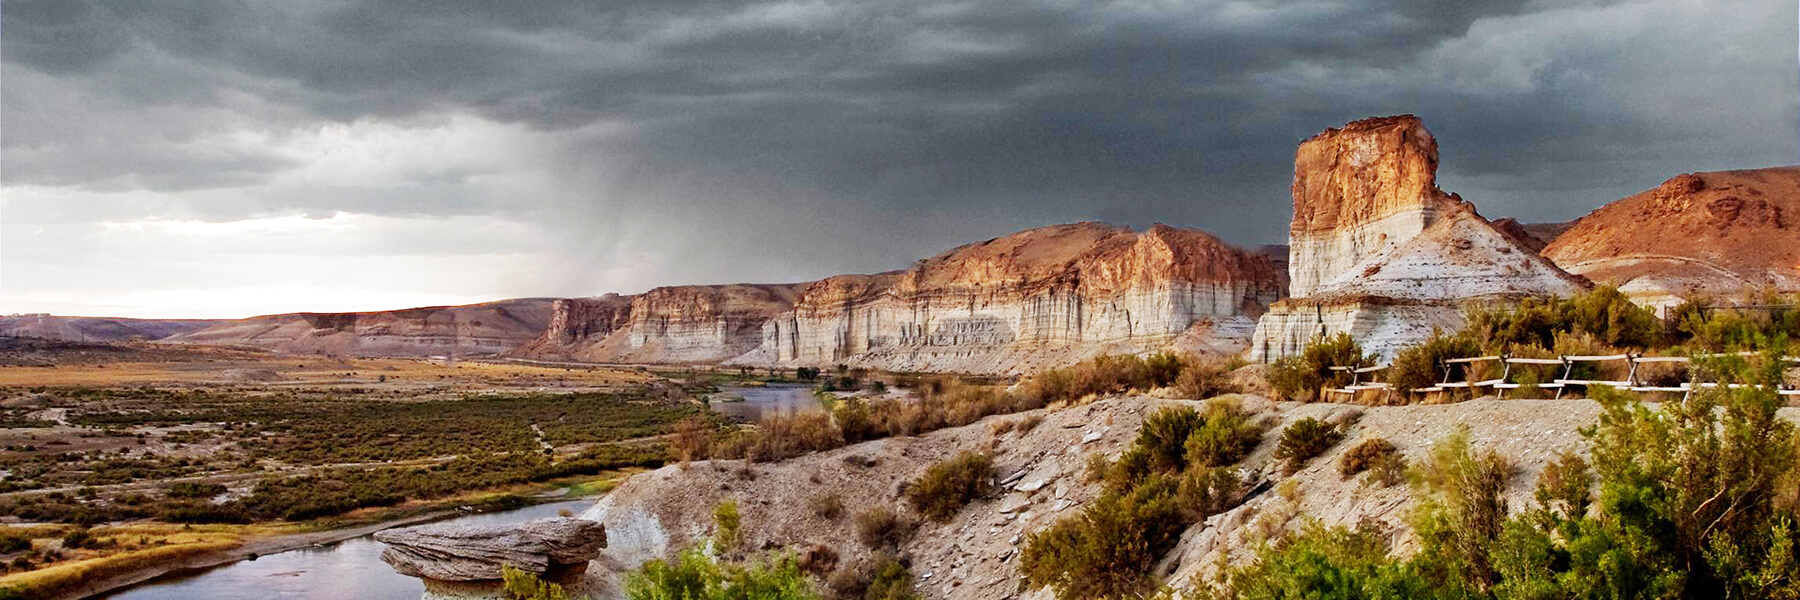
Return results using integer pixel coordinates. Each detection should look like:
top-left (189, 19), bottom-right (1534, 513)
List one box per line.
top-left (375, 517), bottom-right (607, 582)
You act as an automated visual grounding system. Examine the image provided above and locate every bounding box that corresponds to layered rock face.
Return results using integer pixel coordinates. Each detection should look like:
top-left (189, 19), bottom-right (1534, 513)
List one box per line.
top-left (1252, 116), bottom-right (1586, 361)
top-left (520, 223), bottom-right (1287, 373)
top-left (750, 223), bottom-right (1285, 373)
top-left (1542, 167), bottom-right (1800, 311)
top-left (375, 517), bottom-right (606, 581)
top-left (163, 298), bottom-right (555, 357)
top-left (515, 284), bottom-right (804, 364)
top-left (1287, 115), bottom-right (1464, 298)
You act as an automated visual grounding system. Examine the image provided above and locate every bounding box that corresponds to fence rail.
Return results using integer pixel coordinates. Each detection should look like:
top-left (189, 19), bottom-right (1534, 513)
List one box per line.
top-left (1321, 352), bottom-right (1800, 401)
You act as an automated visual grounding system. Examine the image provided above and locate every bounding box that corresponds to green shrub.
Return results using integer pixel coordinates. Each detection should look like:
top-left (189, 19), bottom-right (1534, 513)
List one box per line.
top-left (1269, 334), bottom-right (1370, 401)
top-left (747, 412), bottom-right (842, 462)
top-left (1173, 359), bottom-right (1237, 400)
top-left (1197, 521), bottom-right (1430, 600)
top-left (59, 528), bottom-right (94, 550)
top-left (624, 547), bottom-right (819, 600)
top-left (0, 534), bottom-right (27, 554)
top-left (1337, 438), bottom-right (1397, 479)
top-left (1408, 426), bottom-right (1511, 594)
top-left (1464, 285), bottom-right (1662, 352)
top-left (713, 500), bottom-right (742, 553)
top-left (1387, 329), bottom-right (1480, 397)
top-left (904, 452), bottom-right (995, 522)
top-left (1176, 466), bottom-right (1241, 521)
top-left (863, 556), bottom-right (918, 600)
top-left (1144, 352), bottom-right (1185, 388)
top-left (1138, 407), bottom-right (1205, 473)
top-left (1275, 418), bottom-right (1344, 475)
top-left (503, 564), bottom-right (568, 600)
top-left (826, 554), bottom-right (916, 600)
top-left (1184, 398), bottom-right (1266, 468)
top-left (1019, 475), bottom-right (1185, 600)
top-left (853, 507), bottom-right (916, 550)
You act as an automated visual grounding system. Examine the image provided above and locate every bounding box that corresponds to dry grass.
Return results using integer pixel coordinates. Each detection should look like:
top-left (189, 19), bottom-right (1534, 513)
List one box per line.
top-left (0, 525), bottom-right (246, 600)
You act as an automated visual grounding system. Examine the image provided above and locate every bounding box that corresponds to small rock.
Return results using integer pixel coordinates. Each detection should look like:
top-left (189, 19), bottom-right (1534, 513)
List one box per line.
top-left (998, 494), bottom-right (1031, 513)
top-left (1017, 478), bottom-right (1050, 492)
top-left (1081, 430), bottom-right (1103, 444)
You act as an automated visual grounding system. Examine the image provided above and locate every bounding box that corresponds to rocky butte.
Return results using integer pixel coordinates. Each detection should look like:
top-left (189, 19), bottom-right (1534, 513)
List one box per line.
top-left (1250, 115), bottom-right (1587, 361)
top-left (517, 222), bottom-right (1287, 374)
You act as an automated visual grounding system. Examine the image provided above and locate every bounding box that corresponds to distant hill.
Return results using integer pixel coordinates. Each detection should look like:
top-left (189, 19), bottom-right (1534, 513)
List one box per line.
top-left (161, 298), bottom-right (556, 357)
top-left (0, 314), bottom-right (224, 342)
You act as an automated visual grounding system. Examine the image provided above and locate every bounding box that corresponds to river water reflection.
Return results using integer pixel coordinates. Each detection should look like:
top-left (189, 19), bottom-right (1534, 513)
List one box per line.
top-left (709, 384), bottom-right (825, 422)
top-left (97, 499), bottom-right (593, 600)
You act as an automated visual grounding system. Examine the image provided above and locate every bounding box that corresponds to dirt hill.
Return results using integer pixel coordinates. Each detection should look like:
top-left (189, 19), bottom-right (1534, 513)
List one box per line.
top-left (578, 393), bottom-right (1735, 600)
top-left (1542, 166), bottom-right (1800, 307)
top-left (162, 298), bottom-right (555, 357)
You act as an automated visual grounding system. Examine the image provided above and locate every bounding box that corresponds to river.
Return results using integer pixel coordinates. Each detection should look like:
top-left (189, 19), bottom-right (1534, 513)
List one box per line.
top-left (709, 384), bottom-right (825, 422)
top-left (96, 499), bottom-right (594, 600)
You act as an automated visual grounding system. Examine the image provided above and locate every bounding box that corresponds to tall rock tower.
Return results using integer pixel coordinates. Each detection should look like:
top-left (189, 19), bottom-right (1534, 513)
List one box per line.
top-left (1252, 115), bottom-right (1586, 362)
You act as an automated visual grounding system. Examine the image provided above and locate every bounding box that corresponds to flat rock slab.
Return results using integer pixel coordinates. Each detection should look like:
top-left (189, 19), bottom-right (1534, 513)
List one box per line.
top-left (375, 517), bottom-right (607, 581)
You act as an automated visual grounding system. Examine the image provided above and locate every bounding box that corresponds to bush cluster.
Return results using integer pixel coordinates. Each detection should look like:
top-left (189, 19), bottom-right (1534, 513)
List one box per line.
top-left (1337, 437), bottom-right (1397, 479)
top-left (1269, 333), bottom-right (1370, 401)
top-left (1202, 355), bottom-right (1800, 599)
top-left (852, 507), bottom-right (916, 550)
top-left (624, 547), bottom-right (819, 600)
top-left (903, 452), bottom-right (995, 522)
top-left (1274, 417), bottom-right (1345, 475)
top-left (1015, 352), bottom-right (1236, 406)
top-left (1021, 399), bottom-right (1265, 600)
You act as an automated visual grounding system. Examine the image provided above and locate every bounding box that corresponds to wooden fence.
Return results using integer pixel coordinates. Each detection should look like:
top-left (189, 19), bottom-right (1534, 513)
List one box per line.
top-left (1324, 351), bottom-right (1800, 402)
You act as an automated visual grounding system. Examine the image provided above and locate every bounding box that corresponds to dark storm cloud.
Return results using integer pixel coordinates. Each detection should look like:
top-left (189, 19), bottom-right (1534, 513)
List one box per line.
top-left (3, 0), bottom-right (1795, 305)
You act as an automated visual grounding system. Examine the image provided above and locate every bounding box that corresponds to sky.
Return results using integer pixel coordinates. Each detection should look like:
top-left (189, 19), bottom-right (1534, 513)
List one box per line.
top-left (2, 0), bottom-right (1796, 319)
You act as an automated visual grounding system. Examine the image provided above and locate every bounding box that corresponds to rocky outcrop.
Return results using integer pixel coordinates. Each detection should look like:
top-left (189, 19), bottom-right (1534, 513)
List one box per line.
top-left (162, 298), bottom-right (556, 358)
top-left (746, 223), bottom-right (1285, 374)
top-left (1252, 116), bottom-right (1586, 361)
top-left (1542, 167), bottom-right (1800, 312)
top-left (1287, 115), bottom-right (1464, 298)
top-left (374, 517), bottom-right (607, 582)
top-left (514, 285), bottom-right (804, 364)
top-left (518, 223), bottom-right (1286, 374)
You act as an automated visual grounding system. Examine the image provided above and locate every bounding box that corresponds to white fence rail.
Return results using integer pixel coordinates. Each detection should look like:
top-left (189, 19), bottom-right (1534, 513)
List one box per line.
top-left (1322, 352), bottom-right (1800, 400)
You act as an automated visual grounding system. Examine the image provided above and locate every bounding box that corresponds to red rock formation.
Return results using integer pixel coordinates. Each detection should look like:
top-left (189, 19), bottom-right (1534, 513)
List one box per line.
top-left (1542, 166), bottom-right (1800, 308)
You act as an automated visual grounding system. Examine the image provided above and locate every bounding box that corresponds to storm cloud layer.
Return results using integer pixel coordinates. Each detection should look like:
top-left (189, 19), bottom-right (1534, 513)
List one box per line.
top-left (3, 0), bottom-right (1795, 317)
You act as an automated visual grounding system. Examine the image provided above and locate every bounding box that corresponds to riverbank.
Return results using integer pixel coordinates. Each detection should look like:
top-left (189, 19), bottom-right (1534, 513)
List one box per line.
top-left (31, 509), bottom-right (459, 600)
top-left (0, 473), bottom-right (633, 600)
